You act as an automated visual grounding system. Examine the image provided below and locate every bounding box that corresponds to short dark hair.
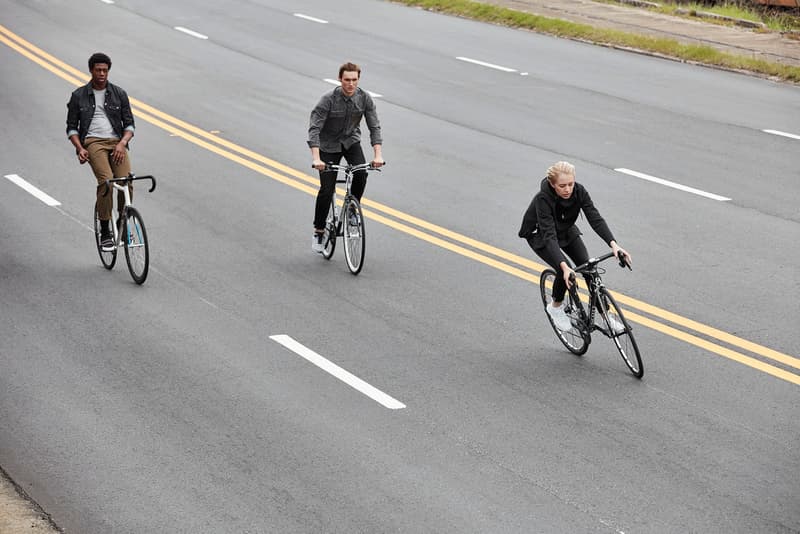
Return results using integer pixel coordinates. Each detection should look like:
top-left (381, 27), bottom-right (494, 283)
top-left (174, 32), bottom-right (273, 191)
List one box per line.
top-left (88, 53), bottom-right (112, 71)
top-left (338, 62), bottom-right (360, 79)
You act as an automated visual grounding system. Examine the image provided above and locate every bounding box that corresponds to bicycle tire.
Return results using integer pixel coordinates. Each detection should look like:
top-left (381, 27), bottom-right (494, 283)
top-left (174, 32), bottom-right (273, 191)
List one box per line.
top-left (539, 269), bottom-right (589, 355)
top-left (122, 206), bottom-right (149, 284)
top-left (342, 197), bottom-right (365, 275)
top-left (322, 199), bottom-right (336, 260)
top-left (597, 287), bottom-right (643, 378)
top-left (94, 203), bottom-right (117, 269)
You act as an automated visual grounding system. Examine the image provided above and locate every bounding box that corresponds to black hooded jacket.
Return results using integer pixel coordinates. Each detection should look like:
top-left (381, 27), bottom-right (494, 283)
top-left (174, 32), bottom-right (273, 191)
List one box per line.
top-left (518, 178), bottom-right (615, 263)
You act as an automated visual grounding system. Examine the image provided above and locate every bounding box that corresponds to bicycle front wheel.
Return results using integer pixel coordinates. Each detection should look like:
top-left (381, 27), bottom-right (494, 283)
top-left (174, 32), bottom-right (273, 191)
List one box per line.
top-left (122, 207), bottom-right (149, 284)
top-left (342, 197), bottom-right (365, 275)
top-left (94, 203), bottom-right (117, 269)
top-left (539, 269), bottom-right (589, 355)
top-left (321, 198), bottom-right (336, 260)
top-left (598, 287), bottom-right (643, 378)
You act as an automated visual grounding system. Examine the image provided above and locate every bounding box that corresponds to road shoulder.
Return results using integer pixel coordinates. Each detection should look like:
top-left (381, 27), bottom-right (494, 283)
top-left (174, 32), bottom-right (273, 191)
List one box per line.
top-left (0, 467), bottom-right (61, 533)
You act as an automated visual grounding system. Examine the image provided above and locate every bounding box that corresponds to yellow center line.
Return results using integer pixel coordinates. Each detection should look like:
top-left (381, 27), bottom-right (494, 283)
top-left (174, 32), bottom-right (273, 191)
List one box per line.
top-left (2, 24), bottom-right (797, 384)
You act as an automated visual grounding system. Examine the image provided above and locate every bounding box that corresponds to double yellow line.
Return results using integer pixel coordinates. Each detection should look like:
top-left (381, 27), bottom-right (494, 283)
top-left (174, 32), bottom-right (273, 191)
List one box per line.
top-left (3, 24), bottom-right (798, 385)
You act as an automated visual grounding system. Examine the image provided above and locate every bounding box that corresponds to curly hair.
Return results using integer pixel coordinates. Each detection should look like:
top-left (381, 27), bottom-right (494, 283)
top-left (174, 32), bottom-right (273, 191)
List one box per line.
top-left (88, 52), bottom-right (112, 70)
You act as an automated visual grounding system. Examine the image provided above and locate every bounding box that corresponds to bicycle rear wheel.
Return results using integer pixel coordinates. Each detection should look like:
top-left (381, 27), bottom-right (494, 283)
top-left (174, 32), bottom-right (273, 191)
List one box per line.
top-left (598, 287), bottom-right (643, 378)
top-left (539, 269), bottom-right (589, 355)
top-left (122, 207), bottom-right (149, 284)
top-left (321, 198), bottom-right (336, 260)
top-left (342, 197), bottom-right (365, 275)
top-left (94, 203), bottom-right (117, 269)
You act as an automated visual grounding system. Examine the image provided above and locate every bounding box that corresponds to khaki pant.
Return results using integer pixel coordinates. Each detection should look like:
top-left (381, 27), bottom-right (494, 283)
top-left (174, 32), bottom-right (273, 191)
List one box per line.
top-left (85, 137), bottom-right (132, 221)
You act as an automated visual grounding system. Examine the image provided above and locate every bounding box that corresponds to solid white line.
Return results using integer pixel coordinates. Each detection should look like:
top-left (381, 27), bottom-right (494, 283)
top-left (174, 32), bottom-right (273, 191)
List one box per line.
top-left (294, 13), bottom-right (328, 24)
top-left (456, 56), bottom-right (517, 73)
top-left (100, 0), bottom-right (114, 4)
top-left (269, 334), bottom-right (406, 410)
top-left (323, 78), bottom-right (382, 98)
top-left (4, 174), bottom-right (61, 206)
top-left (614, 168), bottom-right (731, 201)
top-left (763, 129), bottom-right (800, 140)
top-left (174, 26), bottom-right (209, 40)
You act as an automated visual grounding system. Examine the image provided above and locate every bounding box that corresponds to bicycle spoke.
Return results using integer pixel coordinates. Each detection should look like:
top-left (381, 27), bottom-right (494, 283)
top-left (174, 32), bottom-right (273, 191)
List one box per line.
top-left (539, 270), bottom-right (589, 355)
top-left (343, 198), bottom-right (365, 274)
top-left (599, 289), bottom-right (643, 378)
top-left (123, 207), bottom-right (149, 284)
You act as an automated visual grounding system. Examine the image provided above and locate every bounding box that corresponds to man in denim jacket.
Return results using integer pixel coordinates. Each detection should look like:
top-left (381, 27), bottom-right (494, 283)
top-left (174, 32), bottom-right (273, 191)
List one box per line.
top-left (66, 52), bottom-right (135, 250)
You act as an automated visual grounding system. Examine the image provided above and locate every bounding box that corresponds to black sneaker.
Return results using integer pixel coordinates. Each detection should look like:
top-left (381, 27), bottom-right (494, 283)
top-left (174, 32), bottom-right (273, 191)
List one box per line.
top-left (100, 231), bottom-right (114, 251)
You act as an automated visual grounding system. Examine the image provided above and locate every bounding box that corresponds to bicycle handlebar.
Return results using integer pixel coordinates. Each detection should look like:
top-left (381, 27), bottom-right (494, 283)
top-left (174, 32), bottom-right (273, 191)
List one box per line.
top-left (573, 251), bottom-right (632, 273)
top-left (106, 174), bottom-right (157, 193)
top-left (315, 162), bottom-right (386, 173)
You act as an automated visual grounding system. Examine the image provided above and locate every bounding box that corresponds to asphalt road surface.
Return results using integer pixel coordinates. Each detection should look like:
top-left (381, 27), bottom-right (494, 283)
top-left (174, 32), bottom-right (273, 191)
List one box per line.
top-left (1, 0), bottom-right (799, 532)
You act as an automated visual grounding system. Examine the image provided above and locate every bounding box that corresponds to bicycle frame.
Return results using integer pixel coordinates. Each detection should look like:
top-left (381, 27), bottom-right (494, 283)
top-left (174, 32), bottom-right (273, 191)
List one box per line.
top-left (104, 175), bottom-right (155, 242)
top-left (568, 252), bottom-right (629, 338)
top-left (318, 162), bottom-right (379, 275)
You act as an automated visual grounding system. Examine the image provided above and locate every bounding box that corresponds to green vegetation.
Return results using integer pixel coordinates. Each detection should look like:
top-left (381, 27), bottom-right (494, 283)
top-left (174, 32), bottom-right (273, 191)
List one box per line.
top-left (392, 0), bottom-right (800, 82)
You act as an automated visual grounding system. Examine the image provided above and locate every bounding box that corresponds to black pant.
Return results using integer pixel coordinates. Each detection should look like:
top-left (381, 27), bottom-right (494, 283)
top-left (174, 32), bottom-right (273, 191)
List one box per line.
top-left (530, 237), bottom-right (591, 303)
top-left (313, 144), bottom-right (368, 230)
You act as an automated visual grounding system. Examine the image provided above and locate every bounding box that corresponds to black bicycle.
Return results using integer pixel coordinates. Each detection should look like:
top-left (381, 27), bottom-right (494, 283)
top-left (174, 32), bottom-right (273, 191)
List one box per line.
top-left (93, 173), bottom-right (156, 285)
top-left (318, 162), bottom-right (382, 275)
top-left (539, 251), bottom-right (643, 378)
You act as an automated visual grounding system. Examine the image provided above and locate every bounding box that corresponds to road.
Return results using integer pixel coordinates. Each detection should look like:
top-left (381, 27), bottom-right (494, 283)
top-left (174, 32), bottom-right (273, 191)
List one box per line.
top-left (1, 0), bottom-right (799, 532)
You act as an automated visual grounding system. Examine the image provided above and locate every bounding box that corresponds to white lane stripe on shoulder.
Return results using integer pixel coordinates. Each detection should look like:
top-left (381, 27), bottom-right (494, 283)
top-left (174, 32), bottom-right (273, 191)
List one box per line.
top-left (4, 174), bottom-right (61, 206)
top-left (763, 129), bottom-right (800, 140)
top-left (456, 56), bottom-right (517, 73)
top-left (294, 13), bottom-right (328, 24)
top-left (174, 26), bottom-right (208, 40)
top-left (614, 168), bottom-right (731, 201)
top-left (270, 334), bottom-right (406, 410)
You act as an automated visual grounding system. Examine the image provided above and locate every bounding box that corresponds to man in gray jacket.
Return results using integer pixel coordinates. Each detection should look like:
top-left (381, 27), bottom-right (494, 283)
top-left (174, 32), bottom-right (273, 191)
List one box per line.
top-left (308, 61), bottom-right (384, 253)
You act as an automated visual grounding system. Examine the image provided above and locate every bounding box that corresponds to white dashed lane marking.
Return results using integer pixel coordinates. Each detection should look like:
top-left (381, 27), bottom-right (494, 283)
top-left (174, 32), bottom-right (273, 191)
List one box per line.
top-left (4, 174), bottom-right (61, 206)
top-left (614, 168), bottom-right (731, 201)
top-left (174, 26), bottom-right (208, 40)
top-left (763, 129), bottom-right (800, 140)
top-left (294, 13), bottom-right (328, 24)
top-left (270, 334), bottom-right (406, 410)
top-left (456, 56), bottom-right (517, 73)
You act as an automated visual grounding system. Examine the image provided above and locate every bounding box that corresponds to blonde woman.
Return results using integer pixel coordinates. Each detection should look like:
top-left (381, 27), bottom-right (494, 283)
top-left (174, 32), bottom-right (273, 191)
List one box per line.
top-left (519, 162), bottom-right (630, 331)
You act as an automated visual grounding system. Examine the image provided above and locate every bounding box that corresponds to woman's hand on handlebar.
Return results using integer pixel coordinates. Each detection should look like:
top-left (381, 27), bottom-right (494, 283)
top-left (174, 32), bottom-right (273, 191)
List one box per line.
top-left (561, 261), bottom-right (575, 289)
top-left (370, 156), bottom-right (385, 168)
top-left (610, 241), bottom-right (631, 267)
top-left (312, 159), bottom-right (326, 171)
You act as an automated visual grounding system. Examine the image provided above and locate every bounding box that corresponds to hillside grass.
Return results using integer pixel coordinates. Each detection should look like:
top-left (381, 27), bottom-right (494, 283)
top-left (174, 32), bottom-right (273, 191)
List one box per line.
top-left (393, 0), bottom-right (800, 82)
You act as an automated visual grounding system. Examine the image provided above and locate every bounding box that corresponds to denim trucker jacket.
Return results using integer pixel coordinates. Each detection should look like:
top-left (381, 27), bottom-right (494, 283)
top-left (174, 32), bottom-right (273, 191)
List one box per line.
top-left (66, 82), bottom-right (135, 144)
top-left (307, 86), bottom-right (382, 153)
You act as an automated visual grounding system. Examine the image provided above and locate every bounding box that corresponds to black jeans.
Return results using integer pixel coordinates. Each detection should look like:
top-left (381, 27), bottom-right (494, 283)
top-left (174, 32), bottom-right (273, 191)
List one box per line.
top-left (530, 237), bottom-right (591, 303)
top-left (313, 143), bottom-right (367, 230)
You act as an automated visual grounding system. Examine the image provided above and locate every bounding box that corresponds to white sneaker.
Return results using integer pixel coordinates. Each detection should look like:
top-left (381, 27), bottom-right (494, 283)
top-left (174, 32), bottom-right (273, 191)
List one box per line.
top-left (605, 313), bottom-right (626, 334)
top-left (547, 302), bottom-right (573, 331)
top-left (311, 232), bottom-right (325, 253)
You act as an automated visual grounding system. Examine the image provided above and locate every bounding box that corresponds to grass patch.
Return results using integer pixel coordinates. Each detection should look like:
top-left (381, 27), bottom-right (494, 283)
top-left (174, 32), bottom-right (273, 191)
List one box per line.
top-left (654, 1), bottom-right (800, 31)
top-left (392, 0), bottom-right (800, 82)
